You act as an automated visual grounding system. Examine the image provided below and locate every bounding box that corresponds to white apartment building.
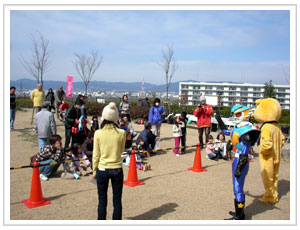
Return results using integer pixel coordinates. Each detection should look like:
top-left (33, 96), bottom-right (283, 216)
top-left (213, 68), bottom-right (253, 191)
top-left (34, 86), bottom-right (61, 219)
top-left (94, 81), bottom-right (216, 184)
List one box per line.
top-left (179, 82), bottom-right (290, 110)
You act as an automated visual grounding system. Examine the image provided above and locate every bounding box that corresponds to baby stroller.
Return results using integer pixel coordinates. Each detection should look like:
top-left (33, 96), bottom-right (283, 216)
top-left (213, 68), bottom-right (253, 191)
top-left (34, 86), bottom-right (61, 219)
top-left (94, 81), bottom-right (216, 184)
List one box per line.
top-left (59, 102), bottom-right (69, 122)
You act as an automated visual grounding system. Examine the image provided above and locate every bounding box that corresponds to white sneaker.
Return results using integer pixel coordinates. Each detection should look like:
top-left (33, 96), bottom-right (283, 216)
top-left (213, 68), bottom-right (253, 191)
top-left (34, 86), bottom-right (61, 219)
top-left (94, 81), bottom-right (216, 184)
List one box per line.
top-left (40, 174), bottom-right (48, 181)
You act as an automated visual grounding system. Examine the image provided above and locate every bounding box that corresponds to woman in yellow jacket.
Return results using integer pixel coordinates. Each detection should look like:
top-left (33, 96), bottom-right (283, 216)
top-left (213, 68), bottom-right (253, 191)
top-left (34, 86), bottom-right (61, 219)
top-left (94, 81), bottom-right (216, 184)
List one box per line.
top-left (93, 102), bottom-right (126, 220)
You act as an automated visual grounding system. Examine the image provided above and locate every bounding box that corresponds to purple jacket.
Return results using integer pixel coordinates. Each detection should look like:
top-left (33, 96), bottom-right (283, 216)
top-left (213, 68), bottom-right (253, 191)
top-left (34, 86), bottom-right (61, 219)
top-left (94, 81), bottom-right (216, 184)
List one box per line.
top-left (148, 105), bottom-right (164, 125)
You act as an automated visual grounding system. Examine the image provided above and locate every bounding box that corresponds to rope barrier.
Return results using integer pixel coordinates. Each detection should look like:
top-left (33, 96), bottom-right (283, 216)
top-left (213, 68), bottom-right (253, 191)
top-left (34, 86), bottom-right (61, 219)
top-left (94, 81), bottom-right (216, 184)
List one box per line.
top-left (10, 145), bottom-right (199, 170)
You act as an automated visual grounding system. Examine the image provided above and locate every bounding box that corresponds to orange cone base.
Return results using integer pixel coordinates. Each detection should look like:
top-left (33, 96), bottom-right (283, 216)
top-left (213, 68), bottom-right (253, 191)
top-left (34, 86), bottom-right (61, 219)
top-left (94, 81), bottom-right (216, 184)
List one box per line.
top-left (123, 180), bottom-right (145, 187)
top-left (22, 198), bottom-right (51, 209)
top-left (188, 167), bottom-right (207, 173)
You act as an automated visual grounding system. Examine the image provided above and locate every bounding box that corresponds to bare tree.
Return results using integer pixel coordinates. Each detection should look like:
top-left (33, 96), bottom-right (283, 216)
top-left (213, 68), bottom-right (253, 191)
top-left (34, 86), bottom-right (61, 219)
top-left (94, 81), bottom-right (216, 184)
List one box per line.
top-left (156, 45), bottom-right (178, 114)
top-left (74, 50), bottom-right (103, 96)
top-left (19, 33), bottom-right (51, 87)
top-left (282, 68), bottom-right (290, 84)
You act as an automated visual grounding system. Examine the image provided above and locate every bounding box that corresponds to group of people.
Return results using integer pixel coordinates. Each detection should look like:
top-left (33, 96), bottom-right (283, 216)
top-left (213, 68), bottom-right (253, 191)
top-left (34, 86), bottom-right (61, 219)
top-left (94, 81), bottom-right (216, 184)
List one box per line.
top-left (11, 84), bottom-right (286, 221)
top-left (30, 84), bottom-right (67, 124)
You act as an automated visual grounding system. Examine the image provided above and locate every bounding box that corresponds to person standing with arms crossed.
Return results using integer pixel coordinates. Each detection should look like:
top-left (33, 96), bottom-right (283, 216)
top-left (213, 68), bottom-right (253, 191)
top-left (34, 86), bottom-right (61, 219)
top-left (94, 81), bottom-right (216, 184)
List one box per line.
top-left (30, 83), bottom-right (45, 124)
top-left (93, 102), bottom-right (126, 220)
top-left (193, 95), bottom-right (213, 149)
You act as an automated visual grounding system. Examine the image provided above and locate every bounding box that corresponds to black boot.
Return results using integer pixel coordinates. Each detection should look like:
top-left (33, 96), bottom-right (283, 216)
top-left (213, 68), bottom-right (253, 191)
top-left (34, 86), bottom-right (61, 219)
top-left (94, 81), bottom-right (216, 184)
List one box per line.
top-left (226, 199), bottom-right (245, 220)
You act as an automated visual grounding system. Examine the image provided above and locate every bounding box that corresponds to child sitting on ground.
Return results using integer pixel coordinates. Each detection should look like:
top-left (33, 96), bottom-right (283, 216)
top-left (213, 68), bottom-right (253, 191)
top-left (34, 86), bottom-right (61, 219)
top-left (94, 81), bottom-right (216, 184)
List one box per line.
top-left (137, 138), bottom-right (151, 158)
top-left (172, 116), bottom-right (185, 156)
top-left (90, 114), bottom-right (99, 131)
top-left (119, 118), bottom-right (127, 131)
top-left (81, 131), bottom-right (94, 168)
top-left (214, 132), bottom-right (230, 160)
top-left (61, 147), bottom-right (80, 180)
top-left (124, 146), bottom-right (151, 171)
top-left (72, 143), bottom-right (92, 176)
top-left (206, 135), bottom-right (218, 161)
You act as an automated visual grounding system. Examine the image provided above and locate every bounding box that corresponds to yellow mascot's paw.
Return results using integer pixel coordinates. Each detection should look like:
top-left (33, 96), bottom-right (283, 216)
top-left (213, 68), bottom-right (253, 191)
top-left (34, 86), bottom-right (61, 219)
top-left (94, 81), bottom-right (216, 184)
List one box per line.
top-left (258, 196), bottom-right (278, 205)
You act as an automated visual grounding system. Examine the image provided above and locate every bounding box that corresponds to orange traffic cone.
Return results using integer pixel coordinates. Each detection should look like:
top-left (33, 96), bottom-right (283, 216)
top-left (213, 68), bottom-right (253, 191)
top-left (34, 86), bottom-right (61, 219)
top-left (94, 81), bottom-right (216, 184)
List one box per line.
top-left (124, 151), bottom-right (145, 187)
top-left (188, 143), bottom-right (207, 172)
top-left (22, 162), bottom-right (51, 208)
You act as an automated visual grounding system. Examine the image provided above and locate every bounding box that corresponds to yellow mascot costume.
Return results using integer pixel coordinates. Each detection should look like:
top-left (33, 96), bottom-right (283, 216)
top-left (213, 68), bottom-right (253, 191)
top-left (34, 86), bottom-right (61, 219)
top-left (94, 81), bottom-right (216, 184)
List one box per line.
top-left (254, 98), bottom-right (285, 204)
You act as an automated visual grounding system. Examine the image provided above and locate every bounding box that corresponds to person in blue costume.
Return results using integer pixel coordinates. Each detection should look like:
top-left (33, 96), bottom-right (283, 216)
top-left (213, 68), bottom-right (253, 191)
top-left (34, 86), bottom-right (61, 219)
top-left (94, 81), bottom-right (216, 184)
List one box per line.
top-left (215, 105), bottom-right (260, 220)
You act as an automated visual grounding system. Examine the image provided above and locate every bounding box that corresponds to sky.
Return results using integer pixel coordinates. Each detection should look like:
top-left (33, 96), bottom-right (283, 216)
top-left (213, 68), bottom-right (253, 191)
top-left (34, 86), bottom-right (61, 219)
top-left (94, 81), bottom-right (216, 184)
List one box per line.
top-left (10, 10), bottom-right (290, 85)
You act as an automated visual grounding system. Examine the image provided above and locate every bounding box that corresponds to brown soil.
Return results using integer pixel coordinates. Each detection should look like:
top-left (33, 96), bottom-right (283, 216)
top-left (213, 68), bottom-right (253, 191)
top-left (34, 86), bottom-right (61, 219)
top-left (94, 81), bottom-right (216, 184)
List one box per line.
top-left (9, 108), bottom-right (290, 220)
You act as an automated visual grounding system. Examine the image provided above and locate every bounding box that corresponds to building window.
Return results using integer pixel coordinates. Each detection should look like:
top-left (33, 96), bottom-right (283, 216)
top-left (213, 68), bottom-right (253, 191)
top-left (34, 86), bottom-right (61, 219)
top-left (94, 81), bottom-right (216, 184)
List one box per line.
top-left (181, 85), bottom-right (188, 89)
top-left (193, 91), bottom-right (200, 95)
top-left (277, 88), bottom-right (286, 92)
top-left (253, 93), bottom-right (261, 97)
top-left (181, 90), bottom-right (188, 95)
top-left (229, 87), bottom-right (236, 90)
top-left (205, 86), bottom-right (213, 90)
top-left (277, 93), bottom-right (285, 98)
top-left (253, 87), bottom-right (261, 91)
top-left (216, 86), bottom-right (224, 90)
top-left (193, 96), bottom-right (199, 100)
top-left (241, 92), bottom-right (248, 97)
top-left (205, 91), bottom-right (213, 95)
top-left (193, 86), bottom-right (200, 90)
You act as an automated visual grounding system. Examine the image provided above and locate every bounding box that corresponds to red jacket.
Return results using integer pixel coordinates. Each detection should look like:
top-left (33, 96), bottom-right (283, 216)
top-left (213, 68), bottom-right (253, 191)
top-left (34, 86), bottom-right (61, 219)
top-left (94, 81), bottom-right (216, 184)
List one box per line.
top-left (193, 104), bottom-right (213, 128)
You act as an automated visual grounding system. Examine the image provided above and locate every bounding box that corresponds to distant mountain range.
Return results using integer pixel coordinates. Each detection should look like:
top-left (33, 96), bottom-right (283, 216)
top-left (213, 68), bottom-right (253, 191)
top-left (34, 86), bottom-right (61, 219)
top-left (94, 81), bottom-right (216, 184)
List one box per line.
top-left (10, 78), bottom-right (240, 93)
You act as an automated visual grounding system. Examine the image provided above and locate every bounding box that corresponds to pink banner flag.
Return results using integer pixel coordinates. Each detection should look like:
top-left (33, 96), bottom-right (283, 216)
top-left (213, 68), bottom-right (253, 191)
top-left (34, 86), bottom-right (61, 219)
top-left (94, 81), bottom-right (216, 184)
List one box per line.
top-left (66, 76), bottom-right (73, 98)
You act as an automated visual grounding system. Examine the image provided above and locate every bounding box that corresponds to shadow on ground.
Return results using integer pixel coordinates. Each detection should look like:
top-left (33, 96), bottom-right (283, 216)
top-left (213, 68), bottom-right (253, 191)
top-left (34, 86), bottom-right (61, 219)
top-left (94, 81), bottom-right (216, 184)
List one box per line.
top-left (127, 203), bottom-right (179, 220)
top-left (244, 179), bottom-right (290, 220)
top-left (139, 169), bottom-right (187, 183)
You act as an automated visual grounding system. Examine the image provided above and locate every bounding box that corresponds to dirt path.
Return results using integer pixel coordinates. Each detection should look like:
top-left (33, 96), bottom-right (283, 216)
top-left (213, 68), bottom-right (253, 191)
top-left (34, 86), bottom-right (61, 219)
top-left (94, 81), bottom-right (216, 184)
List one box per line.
top-left (9, 109), bottom-right (290, 220)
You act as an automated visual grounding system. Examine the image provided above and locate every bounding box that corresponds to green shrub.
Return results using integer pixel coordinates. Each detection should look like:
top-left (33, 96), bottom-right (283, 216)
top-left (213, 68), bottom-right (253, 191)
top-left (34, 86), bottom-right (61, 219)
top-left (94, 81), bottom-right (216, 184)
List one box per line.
top-left (130, 106), bottom-right (149, 119)
top-left (16, 98), bottom-right (33, 108)
top-left (278, 109), bottom-right (290, 126)
top-left (86, 102), bottom-right (108, 117)
top-left (130, 101), bottom-right (137, 107)
top-left (170, 104), bottom-right (195, 115)
top-left (169, 104), bottom-right (232, 117)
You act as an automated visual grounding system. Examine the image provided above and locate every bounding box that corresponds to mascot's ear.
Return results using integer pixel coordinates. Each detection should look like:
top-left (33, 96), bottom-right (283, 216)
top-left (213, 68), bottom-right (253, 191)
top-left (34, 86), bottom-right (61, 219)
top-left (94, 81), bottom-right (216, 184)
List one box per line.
top-left (255, 99), bottom-right (262, 106)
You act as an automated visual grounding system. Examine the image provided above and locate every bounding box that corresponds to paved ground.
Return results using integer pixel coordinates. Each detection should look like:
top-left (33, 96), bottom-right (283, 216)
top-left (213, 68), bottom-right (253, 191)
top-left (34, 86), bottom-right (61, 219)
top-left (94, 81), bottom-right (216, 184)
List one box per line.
top-left (9, 109), bottom-right (290, 220)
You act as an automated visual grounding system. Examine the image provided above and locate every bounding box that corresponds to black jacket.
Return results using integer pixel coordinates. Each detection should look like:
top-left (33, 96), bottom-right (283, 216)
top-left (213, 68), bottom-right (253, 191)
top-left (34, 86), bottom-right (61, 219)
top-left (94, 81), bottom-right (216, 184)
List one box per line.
top-left (64, 106), bottom-right (81, 129)
top-left (10, 93), bottom-right (16, 109)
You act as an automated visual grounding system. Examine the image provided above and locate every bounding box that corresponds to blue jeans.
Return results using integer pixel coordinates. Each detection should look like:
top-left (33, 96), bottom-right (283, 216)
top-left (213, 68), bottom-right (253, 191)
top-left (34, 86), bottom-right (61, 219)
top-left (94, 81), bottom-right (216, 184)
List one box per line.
top-left (38, 138), bottom-right (49, 150)
top-left (96, 168), bottom-right (124, 220)
top-left (10, 109), bottom-right (16, 129)
top-left (38, 159), bottom-right (60, 177)
top-left (208, 152), bottom-right (217, 160)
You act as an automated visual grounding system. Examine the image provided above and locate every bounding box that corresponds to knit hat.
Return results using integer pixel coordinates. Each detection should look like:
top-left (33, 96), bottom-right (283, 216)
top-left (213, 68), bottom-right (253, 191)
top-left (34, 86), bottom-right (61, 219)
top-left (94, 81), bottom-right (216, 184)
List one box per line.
top-left (200, 95), bottom-right (206, 102)
top-left (102, 102), bottom-right (119, 123)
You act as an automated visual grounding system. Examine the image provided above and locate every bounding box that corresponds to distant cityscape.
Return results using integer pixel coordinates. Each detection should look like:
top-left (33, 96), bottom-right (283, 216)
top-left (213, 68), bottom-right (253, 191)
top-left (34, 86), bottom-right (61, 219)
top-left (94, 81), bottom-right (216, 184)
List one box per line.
top-left (11, 78), bottom-right (290, 109)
